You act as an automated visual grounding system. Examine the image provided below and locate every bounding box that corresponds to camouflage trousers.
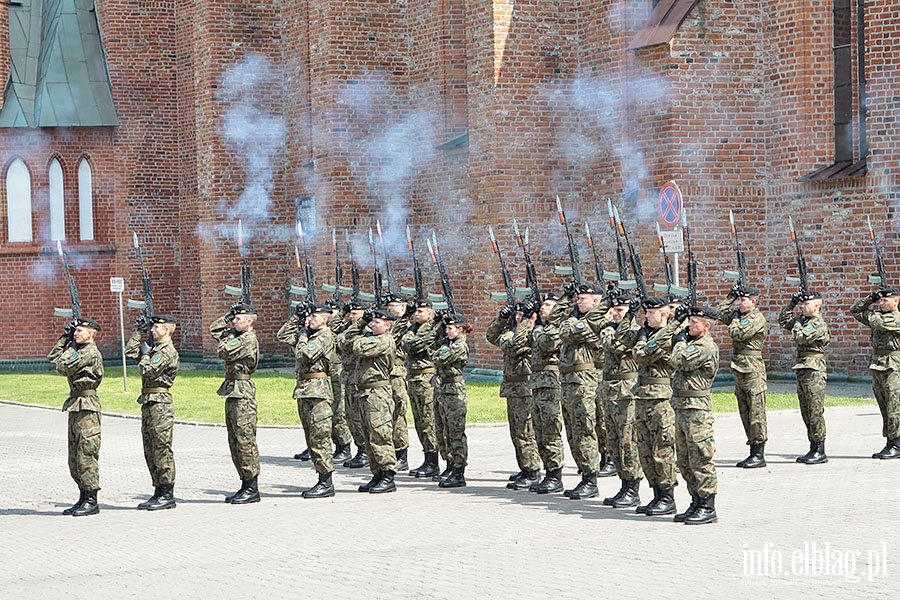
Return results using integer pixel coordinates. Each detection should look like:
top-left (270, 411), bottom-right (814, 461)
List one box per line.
top-left (871, 368), bottom-right (900, 440)
top-left (68, 410), bottom-right (101, 491)
top-left (342, 375), bottom-right (366, 448)
top-left (604, 393), bottom-right (643, 482)
top-left (675, 407), bottom-right (717, 499)
top-left (734, 370), bottom-right (768, 445)
top-left (532, 385), bottom-right (565, 471)
top-left (505, 394), bottom-right (541, 472)
top-left (330, 374), bottom-right (353, 447)
top-left (594, 381), bottom-right (608, 454)
top-left (298, 396), bottom-right (335, 475)
top-left (561, 371), bottom-right (600, 476)
top-left (796, 368), bottom-right (826, 443)
top-left (360, 385), bottom-right (397, 475)
top-left (635, 398), bottom-right (676, 489)
top-left (408, 376), bottom-right (438, 454)
top-left (436, 382), bottom-right (468, 467)
top-left (141, 402), bottom-right (175, 487)
top-left (391, 375), bottom-right (410, 451)
top-left (225, 397), bottom-right (260, 481)
top-left (434, 392), bottom-right (448, 461)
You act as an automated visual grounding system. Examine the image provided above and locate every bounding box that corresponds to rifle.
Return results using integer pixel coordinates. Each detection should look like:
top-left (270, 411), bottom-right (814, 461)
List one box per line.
top-left (652, 222), bottom-right (690, 298)
top-left (361, 227), bottom-right (385, 307)
top-left (126, 233), bottom-right (155, 334)
top-left (400, 224), bottom-right (425, 301)
top-left (723, 209), bottom-right (748, 290)
top-left (867, 216), bottom-right (889, 288)
top-left (552, 195), bottom-right (584, 286)
top-left (288, 220), bottom-right (315, 311)
top-left (346, 231), bottom-right (362, 302)
top-left (513, 219), bottom-right (541, 300)
top-left (426, 231), bottom-right (457, 314)
top-left (321, 228), bottom-right (353, 303)
top-left (682, 209), bottom-right (698, 306)
top-left (225, 219), bottom-right (253, 305)
top-left (612, 205), bottom-right (648, 301)
top-left (376, 220), bottom-right (398, 298)
top-left (584, 221), bottom-right (604, 287)
top-left (604, 198), bottom-right (637, 291)
top-left (488, 225), bottom-right (517, 305)
top-left (785, 217), bottom-right (810, 296)
top-left (54, 240), bottom-right (82, 320)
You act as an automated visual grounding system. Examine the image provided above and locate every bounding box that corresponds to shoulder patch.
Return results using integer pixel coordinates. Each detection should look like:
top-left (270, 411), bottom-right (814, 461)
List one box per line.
top-left (441, 347), bottom-right (450, 354)
top-left (647, 340), bottom-right (657, 347)
top-left (686, 344), bottom-right (696, 352)
top-left (308, 342), bottom-right (316, 351)
top-left (230, 338), bottom-right (240, 345)
top-left (741, 318), bottom-right (749, 325)
top-left (152, 355), bottom-right (162, 363)
top-left (804, 324), bottom-right (814, 332)
top-left (576, 322), bottom-right (585, 330)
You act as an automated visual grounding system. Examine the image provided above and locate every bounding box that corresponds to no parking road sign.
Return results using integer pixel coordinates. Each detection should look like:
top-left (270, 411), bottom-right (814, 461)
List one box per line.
top-left (658, 180), bottom-right (683, 227)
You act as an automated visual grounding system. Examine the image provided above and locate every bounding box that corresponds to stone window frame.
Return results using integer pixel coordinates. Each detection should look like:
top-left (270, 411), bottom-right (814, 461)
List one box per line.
top-left (5, 156), bottom-right (33, 243)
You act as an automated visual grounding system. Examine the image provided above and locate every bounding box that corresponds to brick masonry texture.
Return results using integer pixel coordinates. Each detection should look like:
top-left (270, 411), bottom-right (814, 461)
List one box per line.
top-left (0, 0), bottom-right (898, 375)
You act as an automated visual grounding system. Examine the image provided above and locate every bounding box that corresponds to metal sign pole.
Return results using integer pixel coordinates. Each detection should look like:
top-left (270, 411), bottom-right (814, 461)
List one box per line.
top-left (118, 290), bottom-right (127, 393)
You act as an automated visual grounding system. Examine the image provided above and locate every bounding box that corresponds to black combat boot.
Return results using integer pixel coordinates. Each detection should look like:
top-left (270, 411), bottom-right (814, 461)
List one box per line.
top-left (533, 468), bottom-right (564, 494)
top-left (674, 495), bottom-right (699, 523)
top-left (412, 452), bottom-right (440, 478)
top-left (432, 463), bottom-right (453, 481)
top-left (369, 471), bottom-right (397, 494)
top-left (603, 480), bottom-right (627, 506)
top-left (225, 480), bottom-right (248, 503)
top-left (568, 474), bottom-right (599, 500)
top-left (439, 466), bottom-right (467, 488)
top-left (636, 486), bottom-right (659, 514)
top-left (597, 453), bottom-right (617, 477)
top-left (507, 469), bottom-right (540, 490)
top-left (646, 487), bottom-right (677, 516)
top-left (293, 448), bottom-right (311, 461)
top-left (612, 479), bottom-right (640, 508)
top-left (507, 470), bottom-right (526, 482)
top-left (684, 494), bottom-right (717, 525)
top-left (332, 443), bottom-right (352, 463)
top-left (303, 472), bottom-right (335, 499)
top-left (63, 489), bottom-right (86, 516)
top-left (873, 438), bottom-right (900, 459)
top-left (344, 447), bottom-right (369, 468)
top-left (72, 490), bottom-right (99, 517)
top-left (358, 473), bottom-right (382, 492)
top-left (231, 477), bottom-right (260, 504)
top-left (396, 447), bottom-right (409, 472)
top-left (741, 443), bottom-right (766, 469)
top-left (137, 486), bottom-right (161, 510)
top-left (799, 440), bottom-right (828, 464)
top-left (796, 441), bottom-right (816, 463)
top-left (145, 484), bottom-right (177, 511)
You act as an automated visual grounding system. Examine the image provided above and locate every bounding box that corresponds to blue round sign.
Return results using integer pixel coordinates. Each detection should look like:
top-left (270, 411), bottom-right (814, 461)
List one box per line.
top-left (658, 181), bottom-right (683, 227)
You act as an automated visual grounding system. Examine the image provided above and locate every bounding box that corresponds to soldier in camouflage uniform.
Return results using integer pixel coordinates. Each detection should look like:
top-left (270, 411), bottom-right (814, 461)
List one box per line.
top-left (596, 292), bottom-right (643, 509)
top-left (548, 283), bottom-right (604, 500)
top-left (670, 305), bottom-right (720, 525)
top-left (486, 304), bottom-right (541, 490)
top-left (48, 317), bottom-right (104, 517)
top-left (348, 308), bottom-right (400, 493)
top-left (525, 293), bottom-right (567, 494)
top-left (125, 314), bottom-right (180, 511)
top-left (401, 300), bottom-right (441, 478)
top-left (333, 301), bottom-right (370, 468)
top-left (210, 303), bottom-right (261, 504)
top-left (278, 304), bottom-right (338, 498)
top-left (628, 297), bottom-right (677, 515)
top-left (432, 313), bottom-right (471, 488)
top-left (779, 290), bottom-right (830, 464)
top-left (850, 287), bottom-right (900, 459)
top-left (386, 295), bottom-right (413, 472)
top-left (716, 287), bottom-right (768, 468)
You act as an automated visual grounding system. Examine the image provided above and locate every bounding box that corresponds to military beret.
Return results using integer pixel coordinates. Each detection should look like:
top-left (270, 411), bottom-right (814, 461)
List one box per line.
top-left (231, 303), bottom-right (258, 315)
top-left (689, 305), bottom-right (717, 320)
top-left (310, 304), bottom-right (333, 315)
top-left (371, 308), bottom-right (398, 321)
top-left (345, 300), bottom-right (365, 311)
top-left (413, 299), bottom-right (433, 309)
top-left (543, 292), bottom-right (561, 303)
top-left (798, 290), bottom-right (822, 301)
top-left (383, 293), bottom-right (405, 305)
top-left (74, 318), bottom-right (101, 331)
top-left (324, 298), bottom-right (340, 309)
top-left (443, 313), bottom-right (467, 326)
top-left (576, 283), bottom-right (602, 295)
top-left (151, 314), bottom-right (178, 325)
top-left (734, 286), bottom-right (759, 298)
top-left (879, 287), bottom-right (900, 298)
top-left (610, 291), bottom-right (633, 307)
top-left (641, 297), bottom-right (668, 310)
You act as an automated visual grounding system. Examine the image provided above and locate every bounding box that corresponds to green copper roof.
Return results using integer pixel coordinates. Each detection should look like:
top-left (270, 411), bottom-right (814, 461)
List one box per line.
top-left (0, 0), bottom-right (117, 127)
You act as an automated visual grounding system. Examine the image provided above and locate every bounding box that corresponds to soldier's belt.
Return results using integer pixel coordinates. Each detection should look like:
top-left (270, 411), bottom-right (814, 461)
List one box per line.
top-left (594, 363), bottom-right (604, 369)
top-left (798, 352), bottom-right (825, 358)
top-left (442, 375), bottom-right (465, 383)
top-left (360, 380), bottom-right (390, 390)
top-left (504, 375), bottom-right (529, 384)
top-left (640, 377), bottom-right (671, 385)
top-left (226, 374), bottom-right (251, 381)
top-left (535, 366), bottom-right (559, 373)
top-left (71, 389), bottom-right (98, 397)
top-left (560, 363), bottom-right (594, 374)
top-left (408, 367), bottom-right (436, 375)
top-left (675, 389), bottom-right (712, 398)
top-left (606, 372), bottom-right (638, 382)
top-left (300, 372), bottom-right (329, 380)
top-left (876, 351), bottom-right (900, 358)
top-left (734, 350), bottom-right (763, 357)
top-left (142, 387), bottom-right (170, 394)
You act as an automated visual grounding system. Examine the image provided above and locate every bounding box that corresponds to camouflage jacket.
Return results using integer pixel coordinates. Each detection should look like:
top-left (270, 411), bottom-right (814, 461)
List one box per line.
top-left (278, 316), bottom-right (335, 400)
top-left (401, 319), bottom-right (438, 376)
top-left (629, 317), bottom-right (675, 401)
top-left (125, 332), bottom-right (179, 404)
top-left (432, 333), bottom-right (468, 383)
top-left (332, 317), bottom-right (360, 379)
top-left (778, 304), bottom-right (829, 372)
top-left (486, 316), bottom-right (532, 397)
top-left (670, 332), bottom-right (719, 411)
top-left (48, 336), bottom-right (103, 412)
top-left (210, 313), bottom-right (259, 399)
top-left (850, 297), bottom-right (900, 371)
top-left (529, 323), bottom-right (560, 390)
top-left (349, 321), bottom-right (395, 389)
top-left (597, 313), bottom-right (639, 401)
top-left (549, 296), bottom-right (603, 383)
top-left (390, 316), bottom-right (411, 377)
top-left (716, 300), bottom-right (767, 374)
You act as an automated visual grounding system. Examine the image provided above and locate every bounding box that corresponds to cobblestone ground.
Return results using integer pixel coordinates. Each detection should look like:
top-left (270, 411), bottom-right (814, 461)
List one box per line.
top-left (0, 397), bottom-right (897, 599)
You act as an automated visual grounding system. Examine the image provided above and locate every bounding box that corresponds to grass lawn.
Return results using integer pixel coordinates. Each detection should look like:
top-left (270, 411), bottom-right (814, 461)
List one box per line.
top-left (1, 368), bottom-right (875, 426)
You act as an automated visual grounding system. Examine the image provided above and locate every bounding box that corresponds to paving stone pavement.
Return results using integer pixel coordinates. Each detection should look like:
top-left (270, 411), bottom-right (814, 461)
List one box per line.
top-left (0, 398), bottom-right (897, 599)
